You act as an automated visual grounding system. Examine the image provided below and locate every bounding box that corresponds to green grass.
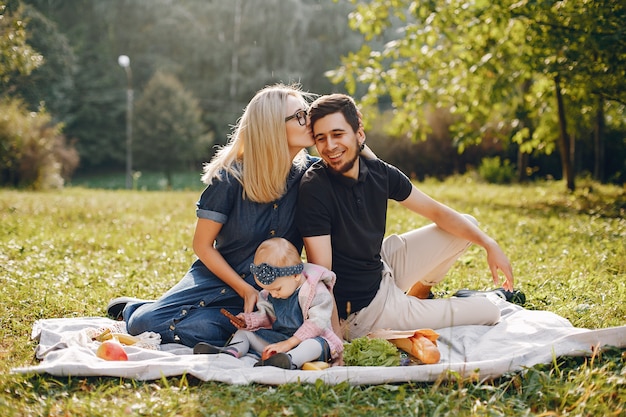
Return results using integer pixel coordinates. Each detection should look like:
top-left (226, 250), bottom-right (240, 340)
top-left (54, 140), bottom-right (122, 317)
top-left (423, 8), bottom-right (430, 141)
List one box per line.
top-left (69, 170), bottom-right (206, 191)
top-left (1, 176), bottom-right (625, 416)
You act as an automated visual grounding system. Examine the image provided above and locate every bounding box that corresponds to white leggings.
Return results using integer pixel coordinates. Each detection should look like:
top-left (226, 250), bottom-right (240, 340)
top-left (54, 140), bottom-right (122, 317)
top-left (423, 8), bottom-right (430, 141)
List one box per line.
top-left (342, 215), bottom-right (501, 340)
top-left (229, 330), bottom-right (324, 368)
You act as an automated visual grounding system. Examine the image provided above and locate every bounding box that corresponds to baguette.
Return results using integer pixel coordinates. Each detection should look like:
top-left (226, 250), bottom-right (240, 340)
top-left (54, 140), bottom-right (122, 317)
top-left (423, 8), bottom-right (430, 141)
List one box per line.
top-left (392, 334), bottom-right (440, 364)
top-left (93, 329), bottom-right (140, 345)
top-left (368, 328), bottom-right (441, 364)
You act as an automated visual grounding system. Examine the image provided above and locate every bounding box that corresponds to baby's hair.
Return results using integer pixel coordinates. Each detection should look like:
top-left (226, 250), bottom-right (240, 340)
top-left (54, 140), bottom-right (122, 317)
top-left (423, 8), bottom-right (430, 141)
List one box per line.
top-left (254, 238), bottom-right (301, 268)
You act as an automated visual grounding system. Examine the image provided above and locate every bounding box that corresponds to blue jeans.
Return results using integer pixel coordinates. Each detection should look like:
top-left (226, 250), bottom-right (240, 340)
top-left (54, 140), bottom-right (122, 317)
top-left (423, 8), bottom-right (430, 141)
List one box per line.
top-left (124, 260), bottom-right (251, 347)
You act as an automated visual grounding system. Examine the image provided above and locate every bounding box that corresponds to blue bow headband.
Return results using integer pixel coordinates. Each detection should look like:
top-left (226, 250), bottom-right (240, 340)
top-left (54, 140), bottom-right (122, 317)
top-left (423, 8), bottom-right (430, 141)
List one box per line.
top-left (249, 262), bottom-right (304, 285)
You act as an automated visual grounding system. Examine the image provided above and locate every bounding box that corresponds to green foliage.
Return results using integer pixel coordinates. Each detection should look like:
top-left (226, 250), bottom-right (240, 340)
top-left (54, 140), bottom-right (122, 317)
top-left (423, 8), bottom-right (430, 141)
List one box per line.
top-left (0, 180), bottom-right (624, 415)
top-left (334, 0), bottom-right (626, 188)
top-left (0, 1), bottom-right (43, 87)
top-left (8, 0), bottom-right (626, 186)
top-left (343, 337), bottom-right (401, 367)
top-left (334, 0), bottom-right (527, 145)
top-left (511, 0), bottom-right (626, 104)
top-left (364, 106), bottom-right (515, 181)
top-left (0, 4), bottom-right (77, 189)
top-left (133, 71), bottom-right (211, 186)
top-left (0, 98), bottom-right (79, 189)
top-left (9, 3), bottom-right (75, 121)
top-left (478, 156), bottom-right (515, 184)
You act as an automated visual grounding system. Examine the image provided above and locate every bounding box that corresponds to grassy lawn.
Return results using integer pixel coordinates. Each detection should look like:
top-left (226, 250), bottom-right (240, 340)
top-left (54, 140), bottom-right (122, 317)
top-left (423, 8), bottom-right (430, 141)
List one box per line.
top-left (69, 170), bottom-right (206, 192)
top-left (1, 176), bottom-right (624, 416)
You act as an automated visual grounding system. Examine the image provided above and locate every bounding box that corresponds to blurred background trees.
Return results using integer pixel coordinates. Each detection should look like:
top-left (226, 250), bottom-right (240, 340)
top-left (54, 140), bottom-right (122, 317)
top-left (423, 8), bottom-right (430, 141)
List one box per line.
top-left (1, 0), bottom-right (78, 188)
top-left (133, 71), bottom-right (209, 188)
top-left (1, 0), bottom-right (625, 190)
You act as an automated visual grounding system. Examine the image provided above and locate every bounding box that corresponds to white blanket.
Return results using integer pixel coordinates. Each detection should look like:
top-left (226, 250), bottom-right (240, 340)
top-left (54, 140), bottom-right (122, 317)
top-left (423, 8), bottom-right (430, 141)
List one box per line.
top-left (12, 297), bottom-right (626, 385)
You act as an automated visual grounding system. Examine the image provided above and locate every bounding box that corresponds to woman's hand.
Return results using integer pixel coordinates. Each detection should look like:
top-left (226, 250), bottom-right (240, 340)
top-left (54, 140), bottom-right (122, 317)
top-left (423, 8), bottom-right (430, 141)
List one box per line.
top-left (241, 285), bottom-right (259, 313)
top-left (193, 218), bottom-right (260, 310)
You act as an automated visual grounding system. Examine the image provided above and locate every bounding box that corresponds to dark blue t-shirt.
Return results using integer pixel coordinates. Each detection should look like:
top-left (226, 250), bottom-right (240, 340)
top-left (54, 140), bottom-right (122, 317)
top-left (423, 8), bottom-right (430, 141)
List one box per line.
top-left (196, 154), bottom-right (317, 285)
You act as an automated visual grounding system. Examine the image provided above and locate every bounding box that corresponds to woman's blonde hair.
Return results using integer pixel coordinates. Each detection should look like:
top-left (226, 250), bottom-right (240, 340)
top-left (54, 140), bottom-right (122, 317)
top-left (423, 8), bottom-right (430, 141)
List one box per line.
top-left (201, 83), bottom-right (312, 203)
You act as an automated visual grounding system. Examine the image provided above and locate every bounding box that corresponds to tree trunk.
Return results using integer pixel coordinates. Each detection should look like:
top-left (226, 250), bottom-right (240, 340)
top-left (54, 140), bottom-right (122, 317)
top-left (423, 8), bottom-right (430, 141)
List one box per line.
top-left (517, 150), bottom-right (529, 182)
top-left (554, 75), bottom-right (575, 191)
top-left (516, 80), bottom-right (533, 183)
top-left (166, 170), bottom-right (173, 190)
top-left (230, 0), bottom-right (242, 99)
top-left (593, 96), bottom-right (605, 182)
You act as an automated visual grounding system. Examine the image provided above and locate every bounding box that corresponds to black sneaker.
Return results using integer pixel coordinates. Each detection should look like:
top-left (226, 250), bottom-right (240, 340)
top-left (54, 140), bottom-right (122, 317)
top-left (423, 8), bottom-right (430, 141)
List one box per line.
top-left (106, 296), bottom-right (146, 320)
top-left (193, 341), bottom-right (241, 356)
top-left (453, 288), bottom-right (526, 306)
top-left (253, 352), bottom-right (293, 369)
top-left (497, 289), bottom-right (526, 305)
top-left (193, 342), bottom-right (228, 355)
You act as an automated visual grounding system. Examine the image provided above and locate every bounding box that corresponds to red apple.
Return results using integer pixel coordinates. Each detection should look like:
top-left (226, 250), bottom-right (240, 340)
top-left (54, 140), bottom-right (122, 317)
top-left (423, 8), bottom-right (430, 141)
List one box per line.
top-left (261, 349), bottom-right (276, 361)
top-left (96, 340), bottom-right (128, 361)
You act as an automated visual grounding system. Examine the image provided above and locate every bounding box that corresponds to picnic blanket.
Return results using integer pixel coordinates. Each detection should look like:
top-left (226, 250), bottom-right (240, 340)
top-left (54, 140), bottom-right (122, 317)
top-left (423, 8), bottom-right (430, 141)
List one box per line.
top-left (12, 296), bottom-right (626, 385)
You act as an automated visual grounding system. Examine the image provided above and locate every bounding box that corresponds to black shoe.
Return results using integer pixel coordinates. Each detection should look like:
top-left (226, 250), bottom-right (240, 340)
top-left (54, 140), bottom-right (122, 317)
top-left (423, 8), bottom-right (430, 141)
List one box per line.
top-left (106, 296), bottom-right (146, 320)
top-left (193, 342), bottom-right (227, 355)
top-left (453, 288), bottom-right (526, 306)
top-left (253, 352), bottom-right (293, 369)
top-left (193, 341), bottom-right (240, 356)
top-left (500, 289), bottom-right (526, 305)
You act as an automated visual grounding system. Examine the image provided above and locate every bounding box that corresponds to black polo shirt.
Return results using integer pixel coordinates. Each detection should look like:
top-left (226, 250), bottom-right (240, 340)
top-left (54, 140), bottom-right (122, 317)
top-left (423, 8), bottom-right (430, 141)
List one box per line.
top-left (296, 156), bottom-right (413, 319)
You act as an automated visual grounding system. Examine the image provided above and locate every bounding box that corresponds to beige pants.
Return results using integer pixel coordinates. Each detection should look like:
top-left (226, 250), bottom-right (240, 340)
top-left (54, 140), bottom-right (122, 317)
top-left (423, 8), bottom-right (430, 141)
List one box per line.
top-left (342, 215), bottom-right (501, 340)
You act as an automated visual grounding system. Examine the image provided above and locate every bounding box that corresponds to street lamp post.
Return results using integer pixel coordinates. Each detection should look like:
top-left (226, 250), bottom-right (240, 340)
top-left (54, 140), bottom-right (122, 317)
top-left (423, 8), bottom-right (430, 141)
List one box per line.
top-left (118, 55), bottom-right (133, 189)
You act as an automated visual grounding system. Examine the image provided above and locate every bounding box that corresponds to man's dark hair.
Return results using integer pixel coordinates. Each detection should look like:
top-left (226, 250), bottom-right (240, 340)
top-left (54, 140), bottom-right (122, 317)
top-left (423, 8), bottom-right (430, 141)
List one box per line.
top-left (308, 94), bottom-right (359, 133)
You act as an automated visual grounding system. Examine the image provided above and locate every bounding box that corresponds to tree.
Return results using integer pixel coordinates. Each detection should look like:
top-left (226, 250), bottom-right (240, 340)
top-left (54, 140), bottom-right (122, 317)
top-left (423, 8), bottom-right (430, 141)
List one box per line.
top-left (328, 0), bottom-right (537, 172)
top-left (133, 71), bottom-right (209, 188)
top-left (0, 98), bottom-right (79, 189)
top-left (20, 0), bottom-right (131, 171)
top-left (330, 0), bottom-right (626, 191)
top-left (9, 4), bottom-right (75, 123)
top-left (0, 1), bottom-right (79, 189)
top-left (0, 0), bottom-right (43, 91)
top-left (510, 0), bottom-right (626, 190)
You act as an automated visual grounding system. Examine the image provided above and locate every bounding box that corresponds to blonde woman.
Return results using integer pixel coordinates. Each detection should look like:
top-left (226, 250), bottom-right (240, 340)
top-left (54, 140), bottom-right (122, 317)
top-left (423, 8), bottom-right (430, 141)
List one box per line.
top-left (107, 84), bottom-right (319, 347)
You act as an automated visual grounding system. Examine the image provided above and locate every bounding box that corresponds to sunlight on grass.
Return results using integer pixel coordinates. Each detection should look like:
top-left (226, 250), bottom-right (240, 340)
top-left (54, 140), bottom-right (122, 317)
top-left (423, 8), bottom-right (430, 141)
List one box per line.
top-left (1, 178), bottom-right (624, 416)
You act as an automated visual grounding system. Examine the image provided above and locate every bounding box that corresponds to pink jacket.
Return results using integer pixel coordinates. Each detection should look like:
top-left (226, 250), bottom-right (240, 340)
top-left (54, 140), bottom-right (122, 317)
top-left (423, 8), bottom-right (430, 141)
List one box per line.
top-left (242, 263), bottom-right (344, 360)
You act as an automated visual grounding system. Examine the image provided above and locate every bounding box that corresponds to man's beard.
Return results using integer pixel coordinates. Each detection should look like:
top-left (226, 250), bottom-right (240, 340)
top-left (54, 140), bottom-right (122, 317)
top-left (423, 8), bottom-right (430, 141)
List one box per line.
top-left (324, 138), bottom-right (361, 176)
top-left (325, 150), bottom-right (359, 176)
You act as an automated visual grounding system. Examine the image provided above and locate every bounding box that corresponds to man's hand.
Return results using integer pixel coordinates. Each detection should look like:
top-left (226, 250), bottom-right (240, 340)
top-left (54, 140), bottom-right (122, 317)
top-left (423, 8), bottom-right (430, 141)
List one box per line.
top-left (485, 241), bottom-right (514, 291)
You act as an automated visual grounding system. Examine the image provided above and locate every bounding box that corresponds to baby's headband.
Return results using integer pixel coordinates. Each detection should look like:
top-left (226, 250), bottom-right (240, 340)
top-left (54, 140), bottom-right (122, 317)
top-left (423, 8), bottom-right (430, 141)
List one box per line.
top-left (249, 262), bottom-right (304, 285)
